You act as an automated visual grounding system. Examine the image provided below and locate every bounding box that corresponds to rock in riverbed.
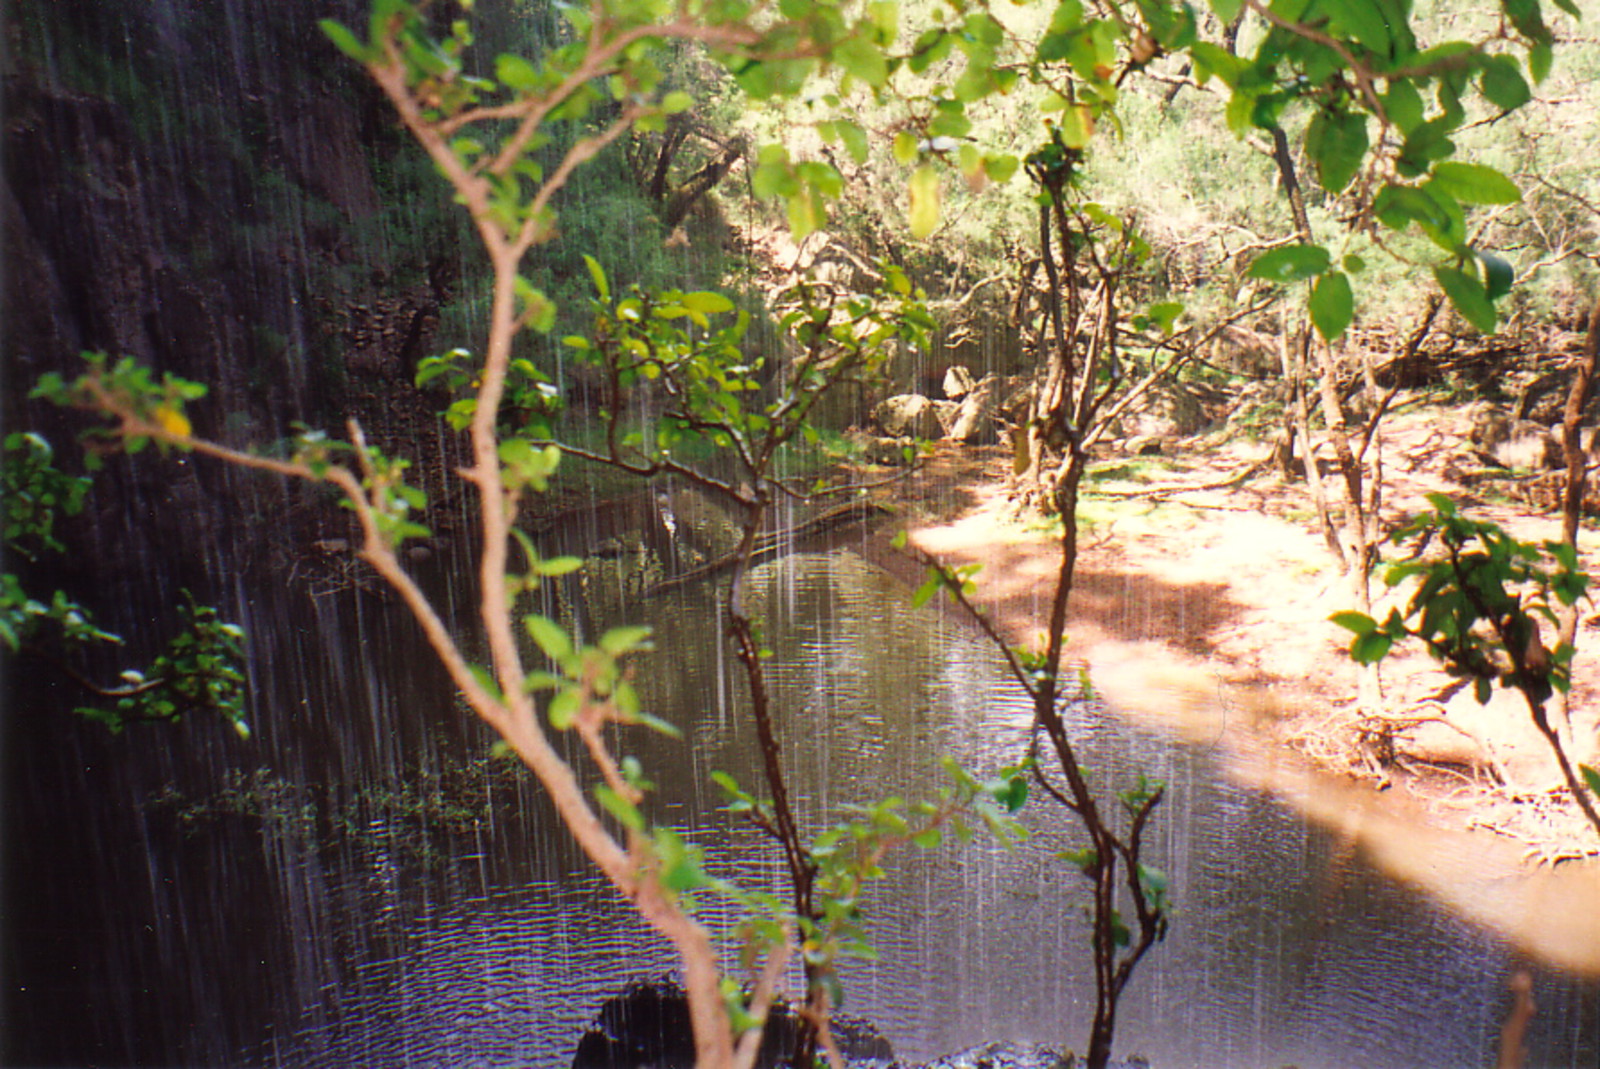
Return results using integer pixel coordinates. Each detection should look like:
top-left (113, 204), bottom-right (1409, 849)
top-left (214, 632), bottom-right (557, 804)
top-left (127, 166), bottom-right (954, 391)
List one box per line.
top-left (571, 980), bottom-right (895, 1069)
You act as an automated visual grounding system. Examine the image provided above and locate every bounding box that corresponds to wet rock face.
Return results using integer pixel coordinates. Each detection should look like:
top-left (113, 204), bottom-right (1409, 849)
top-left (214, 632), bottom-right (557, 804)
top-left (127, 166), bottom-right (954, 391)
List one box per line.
top-left (571, 980), bottom-right (895, 1069)
top-left (3, 1), bottom-right (466, 610)
top-left (5, 79), bottom-right (192, 389)
top-left (4, 0), bottom-right (461, 435)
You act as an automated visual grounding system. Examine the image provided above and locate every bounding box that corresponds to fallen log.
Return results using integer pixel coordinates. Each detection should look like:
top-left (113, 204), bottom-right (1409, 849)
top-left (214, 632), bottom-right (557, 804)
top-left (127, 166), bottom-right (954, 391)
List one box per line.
top-left (647, 499), bottom-right (891, 595)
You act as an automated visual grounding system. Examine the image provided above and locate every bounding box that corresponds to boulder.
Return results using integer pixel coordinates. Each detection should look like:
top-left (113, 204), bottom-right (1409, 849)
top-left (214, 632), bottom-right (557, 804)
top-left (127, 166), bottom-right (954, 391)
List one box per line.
top-left (1469, 406), bottom-right (1563, 470)
top-left (946, 374), bottom-right (1003, 443)
top-left (1000, 375), bottom-right (1037, 422)
top-left (572, 980), bottom-right (895, 1069)
top-left (943, 364), bottom-right (978, 400)
top-left (872, 393), bottom-right (943, 439)
top-left (923, 1041), bottom-right (1153, 1069)
top-left (847, 430), bottom-right (918, 466)
top-left (1117, 381), bottom-right (1208, 438)
top-left (1495, 421), bottom-right (1562, 470)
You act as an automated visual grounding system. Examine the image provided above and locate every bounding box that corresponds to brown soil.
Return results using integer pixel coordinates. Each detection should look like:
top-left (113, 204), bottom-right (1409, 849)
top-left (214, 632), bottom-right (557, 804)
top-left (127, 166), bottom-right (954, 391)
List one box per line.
top-left (876, 402), bottom-right (1600, 864)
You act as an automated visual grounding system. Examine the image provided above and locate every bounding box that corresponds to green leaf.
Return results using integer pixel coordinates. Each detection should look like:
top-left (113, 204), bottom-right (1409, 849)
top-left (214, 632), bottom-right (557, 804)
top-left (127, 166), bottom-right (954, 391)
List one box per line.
top-left (1373, 183), bottom-right (1451, 232)
top-left (613, 681), bottom-right (641, 720)
top-left (595, 785), bottom-right (645, 832)
top-left (636, 711), bottom-right (682, 739)
top-left (753, 144), bottom-right (795, 199)
top-left (547, 687), bottom-right (582, 729)
top-left (1188, 42), bottom-right (1247, 87)
top-left (1434, 266), bottom-right (1498, 334)
top-left (1305, 107), bottom-right (1368, 193)
top-left (1326, 0), bottom-right (1392, 57)
top-left (535, 556), bottom-right (584, 578)
top-left (908, 165), bottom-right (941, 239)
top-left (1330, 611), bottom-right (1378, 635)
top-left (1058, 846), bottom-right (1098, 873)
top-left (1058, 104), bottom-right (1094, 149)
top-left (522, 670), bottom-right (563, 692)
top-left (467, 664), bottom-right (505, 703)
top-left (583, 254), bottom-right (610, 302)
top-left (681, 291), bottom-right (735, 316)
top-left (1480, 54), bottom-right (1531, 110)
top-left (836, 120), bottom-right (870, 165)
top-left (1528, 41), bottom-right (1553, 84)
top-left (1350, 630), bottom-right (1393, 665)
top-left (1146, 301), bottom-right (1184, 334)
top-left (524, 613), bottom-right (574, 662)
top-left (984, 154), bottom-right (1019, 184)
top-left (1383, 79), bottom-right (1425, 134)
top-left (599, 625), bottom-right (653, 655)
top-left (834, 33), bottom-right (889, 87)
top-left (1425, 492), bottom-right (1459, 516)
top-left (1478, 251), bottom-right (1515, 302)
top-left (1246, 244), bottom-right (1332, 283)
top-left (993, 775), bottom-right (1028, 813)
top-left (892, 130), bottom-right (919, 164)
top-left (319, 19), bottom-right (372, 63)
top-left (1429, 162), bottom-right (1521, 206)
top-left (1310, 271), bottom-right (1354, 341)
top-left (1139, 862), bottom-right (1170, 894)
top-left (908, 27), bottom-right (954, 72)
top-left (497, 53), bottom-right (541, 91)
top-left (1396, 118), bottom-right (1458, 178)
top-left (787, 189), bottom-right (823, 241)
top-left (1581, 764), bottom-right (1600, 799)
top-left (711, 770), bottom-right (756, 811)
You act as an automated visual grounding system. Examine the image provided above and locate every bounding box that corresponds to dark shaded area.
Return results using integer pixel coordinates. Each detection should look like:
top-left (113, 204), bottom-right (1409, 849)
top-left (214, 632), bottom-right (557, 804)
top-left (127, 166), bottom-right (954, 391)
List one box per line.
top-left (571, 979), bottom-right (896, 1069)
top-left (1, 3), bottom-right (468, 1063)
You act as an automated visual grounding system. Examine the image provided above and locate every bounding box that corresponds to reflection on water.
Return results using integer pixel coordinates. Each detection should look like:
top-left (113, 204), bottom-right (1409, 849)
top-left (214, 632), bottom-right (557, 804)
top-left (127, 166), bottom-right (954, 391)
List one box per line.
top-left (8, 547), bottom-right (1598, 1068)
top-left (1088, 644), bottom-right (1600, 977)
top-left (272, 549), bottom-right (1596, 1068)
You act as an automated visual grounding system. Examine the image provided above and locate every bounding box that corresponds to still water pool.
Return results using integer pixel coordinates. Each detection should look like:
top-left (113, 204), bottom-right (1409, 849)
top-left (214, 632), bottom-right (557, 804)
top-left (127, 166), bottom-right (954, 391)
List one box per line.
top-left (7, 546), bottom-right (1597, 1067)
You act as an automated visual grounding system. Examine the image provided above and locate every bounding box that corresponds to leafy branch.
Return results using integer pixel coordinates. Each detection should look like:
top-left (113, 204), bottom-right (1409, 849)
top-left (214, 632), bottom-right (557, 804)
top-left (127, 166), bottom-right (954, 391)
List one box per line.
top-left (1334, 493), bottom-right (1600, 837)
top-left (896, 536), bottom-right (1170, 1069)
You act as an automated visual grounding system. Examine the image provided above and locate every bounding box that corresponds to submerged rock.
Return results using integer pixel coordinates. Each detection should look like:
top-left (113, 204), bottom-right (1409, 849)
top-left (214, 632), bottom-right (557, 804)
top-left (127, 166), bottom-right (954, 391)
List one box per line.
top-left (922, 1042), bottom-right (1152, 1069)
top-left (922, 1041), bottom-right (1076, 1069)
top-left (571, 979), bottom-right (895, 1069)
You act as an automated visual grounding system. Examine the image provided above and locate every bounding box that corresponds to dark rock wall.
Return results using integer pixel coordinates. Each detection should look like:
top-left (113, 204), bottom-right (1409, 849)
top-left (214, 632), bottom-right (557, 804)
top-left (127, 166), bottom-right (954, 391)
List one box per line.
top-left (1, 5), bottom-right (471, 1064)
top-left (2, 0), bottom-right (469, 615)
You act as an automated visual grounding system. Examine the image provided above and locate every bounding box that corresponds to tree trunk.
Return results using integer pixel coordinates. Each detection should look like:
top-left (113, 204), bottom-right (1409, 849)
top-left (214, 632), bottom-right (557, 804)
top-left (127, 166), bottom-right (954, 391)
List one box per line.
top-left (1554, 294), bottom-right (1600, 750)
